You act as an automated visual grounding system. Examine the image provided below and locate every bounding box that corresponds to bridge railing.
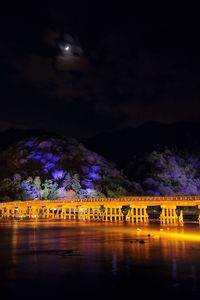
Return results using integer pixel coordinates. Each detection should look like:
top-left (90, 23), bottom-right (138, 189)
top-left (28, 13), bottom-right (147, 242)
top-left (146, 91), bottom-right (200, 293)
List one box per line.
top-left (1, 195), bottom-right (200, 207)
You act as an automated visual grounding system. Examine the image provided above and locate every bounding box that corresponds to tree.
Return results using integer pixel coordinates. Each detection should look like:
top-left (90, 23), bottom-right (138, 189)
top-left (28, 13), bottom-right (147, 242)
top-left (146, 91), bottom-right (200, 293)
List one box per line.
top-left (0, 178), bottom-right (12, 192)
top-left (33, 176), bottom-right (42, 198)
top-left (106, 185), bottom-right (128, 198)
top-left (13, 173), bottom-right (22, 192)
top-left (0, 178), bottom-right (13, 201)
top-left (132, 149), bottom-right (200, 196)
top-left (78, 188), bottom-right (105, 198)
top-left (71, 174), bottom-right (81, 196)
top-left (57, 187), bottom-right (68, 199)
top-left (42, 180), bottom-right (58, 200)
top-left (61, 173), bottom-right (72, 190)
top-left (65, 189), bottom-right (76, 199)
top-left (21, 177), bottom-right (39, 200)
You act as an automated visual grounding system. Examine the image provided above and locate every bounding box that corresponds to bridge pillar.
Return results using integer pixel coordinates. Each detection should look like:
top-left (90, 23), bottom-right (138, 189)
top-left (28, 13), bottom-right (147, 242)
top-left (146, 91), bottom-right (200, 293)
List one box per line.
top-left (51, 208), bottom-right (54, 219)
top-left (26, 206), bottom-right (31, 218)
top-left (93, 207), bottom-right (98, 220)
top-left (57, 208), bottom-right (62, 219)
top-left (88, 207), bottom-right (92, 220)
top-left (36, 207), bottom-right (40, 218)
top-left (111, 207), bottom-right (117, 221)
top-left (113, 207), bottom-right (118, 221)
top-left (39, 207), bottom-right (43, 218)
top-left (109, 206), bottom-right (122, 221)
top-left (55, 208), bottom-right (58, 219)
top-left (5, 208), bottom-right (10, 218)
top-left (83, 207), bottom-right (88, 220)
top-left (114, 207), bottom-right (117, 221)
top-left (44, 207), bottom-right (49, 219)
top-left (89, 207), bottom-right (92, 220)
top-left (30, 207), bottom-right (36, 218)
top-left (4, 207), bottom-right (10, 218)
top-left (13, 207), bottom-right (18, 218)
top-left (46, 207), bottom-right (50, 219)
top-left (109, 206), bottom-right (121, 221)
top-left (9, 208), bottom-right (14, 218)
top-left (178, 210), bottom-right (184, 225)
top-left (70, 208), bottom-right (75, 220)
top-left (48, 208), bottom-right (53, 219)
top-left (104, 206), bottom-right (108, 221)
top-left (86, 207), bottom-right (90, 220)
top-left (89, 207), bottom-right (98, 220)
top-left (103, 206), bottom-right (108, 221)
top-left (67, 207), bottom-right (72, 220)
top-left (19, 207), bottom-right (24, 218)
top-left (160, 206), bottom-right (178, 225)
top-left (128, 206), bottom-right (148, 223)
top-left (119, 206), bottom-right (123, 221)
top-left (49, 208), bottom-right (52, 219)
top-left (14, 207), bottom-right (18, 218)
top-left (52, 208), bottom-right (56, 219)
top-left (103, 206), bottom-right (123, 221)
top-left (61, 207), bottom-right (66, 219)
top-left (84, 207), bottom-right (89, 220)
top-left (77, 206), bottom-right (85, 220)
top-left (85, 207), bottom-right (89, 220)
top-left (41, 207), bottom-right (46, 219)
top-left (54, 208), bottom-right (58, 219)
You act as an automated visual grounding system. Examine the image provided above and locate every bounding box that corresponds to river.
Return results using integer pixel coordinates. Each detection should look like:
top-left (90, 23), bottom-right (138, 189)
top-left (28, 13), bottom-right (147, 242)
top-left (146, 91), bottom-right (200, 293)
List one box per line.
top-left (0, 220), bottom-right (200, 299)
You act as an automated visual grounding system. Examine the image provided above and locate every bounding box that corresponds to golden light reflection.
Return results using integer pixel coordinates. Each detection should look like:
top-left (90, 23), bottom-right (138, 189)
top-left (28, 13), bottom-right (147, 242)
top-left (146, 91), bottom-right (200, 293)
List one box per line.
top-left (0, 220), bottom-right (199, 282)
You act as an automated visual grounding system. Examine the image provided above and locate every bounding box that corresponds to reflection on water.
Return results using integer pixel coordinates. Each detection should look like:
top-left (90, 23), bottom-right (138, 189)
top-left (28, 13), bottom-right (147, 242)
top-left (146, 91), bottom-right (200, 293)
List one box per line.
top-left (0, 221), bottom-right (200, 299)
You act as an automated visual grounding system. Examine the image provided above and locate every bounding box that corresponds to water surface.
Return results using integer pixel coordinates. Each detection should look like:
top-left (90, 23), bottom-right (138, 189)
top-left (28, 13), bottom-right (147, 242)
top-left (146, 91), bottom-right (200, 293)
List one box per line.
top-left (0, 221), bottom-right (200, 299)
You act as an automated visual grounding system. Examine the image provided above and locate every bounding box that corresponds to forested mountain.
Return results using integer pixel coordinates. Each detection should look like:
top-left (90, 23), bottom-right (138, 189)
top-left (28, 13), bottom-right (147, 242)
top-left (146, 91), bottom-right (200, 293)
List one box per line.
top-left (1, 122), bottom-right (200, 201)
top-left (82, 122), bottom-right (200, 170)
top-left (0, 134), bottom-right (131, 201)
top-left (129, 149), bottom-right (200, 195)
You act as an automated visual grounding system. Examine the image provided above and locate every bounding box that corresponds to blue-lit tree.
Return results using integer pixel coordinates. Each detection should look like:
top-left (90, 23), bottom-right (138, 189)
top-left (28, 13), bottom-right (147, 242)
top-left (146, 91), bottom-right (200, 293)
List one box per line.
top-left (21, 177), bottom-right (41, 200)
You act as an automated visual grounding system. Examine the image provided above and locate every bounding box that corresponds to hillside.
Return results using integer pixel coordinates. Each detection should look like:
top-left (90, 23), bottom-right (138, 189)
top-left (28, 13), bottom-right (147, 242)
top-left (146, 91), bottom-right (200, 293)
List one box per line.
top-left (82, 122), bottom-right (200, 196)
top-left (82, 122), bottom-right (200, 170)
top-left (1, 122), bottom-right (200, 200)
top-left (0, 134), bottom-right (131, 201)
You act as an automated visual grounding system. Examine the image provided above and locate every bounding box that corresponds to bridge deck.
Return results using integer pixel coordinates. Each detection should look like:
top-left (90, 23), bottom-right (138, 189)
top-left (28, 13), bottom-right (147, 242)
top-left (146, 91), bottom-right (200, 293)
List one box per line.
top-left (1, 196), bottom-right (200, 224)
top-left (1, 196), bottom-right (200, 208)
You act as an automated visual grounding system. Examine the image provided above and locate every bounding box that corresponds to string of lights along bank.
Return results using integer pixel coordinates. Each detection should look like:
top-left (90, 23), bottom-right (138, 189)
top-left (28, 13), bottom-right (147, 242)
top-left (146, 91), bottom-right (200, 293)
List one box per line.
top-left (1, 196), bottom-right (200, 225)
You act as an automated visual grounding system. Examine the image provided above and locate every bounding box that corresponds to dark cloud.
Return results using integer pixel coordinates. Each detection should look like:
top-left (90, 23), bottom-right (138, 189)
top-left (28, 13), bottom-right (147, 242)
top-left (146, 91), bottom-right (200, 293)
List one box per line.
top-left (1, 4), bottom-right (200, 137)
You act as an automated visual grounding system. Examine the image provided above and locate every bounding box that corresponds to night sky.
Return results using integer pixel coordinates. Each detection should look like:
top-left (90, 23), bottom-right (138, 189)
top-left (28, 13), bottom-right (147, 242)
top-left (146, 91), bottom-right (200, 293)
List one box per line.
top-left (1, 3), bottom-right (200, 138)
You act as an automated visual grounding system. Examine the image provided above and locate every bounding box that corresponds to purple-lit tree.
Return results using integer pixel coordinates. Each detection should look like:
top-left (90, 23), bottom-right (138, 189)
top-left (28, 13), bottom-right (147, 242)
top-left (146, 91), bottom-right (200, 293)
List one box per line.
top-left (0, 136), bottom-right (133, 199)
top-left (61, 173), bottom-right (72, 190)
top-left (21, 177), bottom-right (41, 200)
top-left (52, 170), bottom-right (65, 181)
top-left (132, 149), bottom-right (200, 196)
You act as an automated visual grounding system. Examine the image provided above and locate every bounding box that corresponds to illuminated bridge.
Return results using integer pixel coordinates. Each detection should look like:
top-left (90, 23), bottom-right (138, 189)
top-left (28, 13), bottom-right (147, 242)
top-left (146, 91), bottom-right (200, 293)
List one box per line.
top-left (0, 196), bottom-right (200, 224)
